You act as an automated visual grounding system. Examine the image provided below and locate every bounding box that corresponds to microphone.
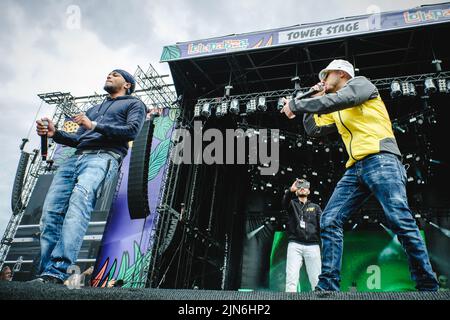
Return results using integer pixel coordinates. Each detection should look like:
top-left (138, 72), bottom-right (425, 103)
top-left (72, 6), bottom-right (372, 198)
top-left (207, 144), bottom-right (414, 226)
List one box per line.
top-left (41, 120), bottom-right (48, 161)
top-left (295, 83), bottom-right (325, 100)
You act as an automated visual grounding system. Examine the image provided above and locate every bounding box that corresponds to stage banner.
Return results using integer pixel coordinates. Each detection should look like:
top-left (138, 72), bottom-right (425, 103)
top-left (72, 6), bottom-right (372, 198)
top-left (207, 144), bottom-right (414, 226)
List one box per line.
top-left (91, 108), bottom-right (179, 288)
top-left (269, 230), bottom-right (427, 292)
top-left (160, 3), bottom-right (450, 62)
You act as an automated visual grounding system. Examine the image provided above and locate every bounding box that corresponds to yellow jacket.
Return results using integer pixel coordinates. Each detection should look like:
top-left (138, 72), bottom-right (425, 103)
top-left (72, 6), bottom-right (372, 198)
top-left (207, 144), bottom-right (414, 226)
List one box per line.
top-left (289, 76), bottom-right (401, 168)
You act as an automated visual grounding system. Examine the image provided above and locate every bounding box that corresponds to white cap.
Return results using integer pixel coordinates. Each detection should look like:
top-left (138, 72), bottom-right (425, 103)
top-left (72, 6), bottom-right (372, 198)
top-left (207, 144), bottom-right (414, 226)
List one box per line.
top-left (318, 59), bottom-right (355, 81)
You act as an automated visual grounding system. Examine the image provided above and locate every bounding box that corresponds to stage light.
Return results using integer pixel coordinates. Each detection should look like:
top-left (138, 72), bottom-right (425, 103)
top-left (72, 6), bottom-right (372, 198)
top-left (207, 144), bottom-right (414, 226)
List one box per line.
top-left (229, 99), bottom-right (240, 115)
top-left (401, 82), bottom-right (410, 96)
top-left (429, 159), bottom-right (443, 165)
top-left (194, 103), bottom-right (201, 118)
top-left (216, 100), bottom-right (228, 117)
top-left (424, 78), bottom-right (437, 95)
top-left (417, 116), bottom-right (424, 125)
top-left (224, 85), bottom-right (233, 98)
top-left (429, 222), bottom-right (450, 238)
top-left (257, 96), bottom-right (267, 111)
top-left (312, 171), bottom-right (318, 176)
top-left (277, 98), bottom-right (285, 111)
top-left (437, 78), bottom-right (447, 93)
top-left (279, 135), bottom-right (286, 140)
top-left (401, 82), bottom-right (416, 96)
top-left (393, 122), bottom-right (406, 133)
top-left (306, 140), bottom-right (313, 146)
top-left (246, 99), bottom-right (256, 114)
top-left (363, 215), bottom-right (369, 220)
top-left (201, 102), bottom-right (211, 117)
top-left (409, 83), bottom-right (417, 96)
top-left (432, 59), bottom-right (442, 73)
top-left (325, 147), bottom-right (330, 153)
top-left (287, 167), bottom-right (293, 172)
top-left (297, 141), bottom-right (302, 147)
top-left (266, 183), bottom-right (272, 188)
top-left (338, 147), bottom-right (344, 153)
top-left (390, 80), bottom-right (402, 98)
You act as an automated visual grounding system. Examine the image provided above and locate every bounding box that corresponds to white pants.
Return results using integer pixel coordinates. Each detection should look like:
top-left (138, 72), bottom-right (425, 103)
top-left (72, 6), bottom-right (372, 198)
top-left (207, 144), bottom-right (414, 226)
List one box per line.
top-left (285, 242), bottom-right (321, 292)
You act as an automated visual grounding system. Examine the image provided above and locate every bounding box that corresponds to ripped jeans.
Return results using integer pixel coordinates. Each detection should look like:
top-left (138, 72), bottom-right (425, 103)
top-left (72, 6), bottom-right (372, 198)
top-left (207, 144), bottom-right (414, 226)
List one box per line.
top-left (38, 152), bottom-right (119, 281)
top-left (317, 152), bottom-right (438, 291)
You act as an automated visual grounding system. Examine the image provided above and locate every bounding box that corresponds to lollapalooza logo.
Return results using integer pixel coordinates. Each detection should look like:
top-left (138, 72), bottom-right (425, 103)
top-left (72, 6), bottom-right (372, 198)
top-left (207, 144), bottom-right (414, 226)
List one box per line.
top-left (404, 8), bottom-right (450, 24)
top-left (188, 39), bottom-right (250, 54)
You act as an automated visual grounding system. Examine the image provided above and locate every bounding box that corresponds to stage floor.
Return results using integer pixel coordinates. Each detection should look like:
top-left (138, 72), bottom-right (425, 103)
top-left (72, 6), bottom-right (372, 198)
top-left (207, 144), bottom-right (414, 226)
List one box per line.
top-left (0, 281), bottom-right (449, 300)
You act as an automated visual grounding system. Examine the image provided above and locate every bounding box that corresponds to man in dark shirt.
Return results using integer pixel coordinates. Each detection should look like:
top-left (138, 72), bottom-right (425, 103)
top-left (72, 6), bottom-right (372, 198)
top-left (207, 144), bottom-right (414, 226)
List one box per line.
top-left (282, 179), bottom-right (322, 292)
top-left (34, 69), bottom-right (146, 284)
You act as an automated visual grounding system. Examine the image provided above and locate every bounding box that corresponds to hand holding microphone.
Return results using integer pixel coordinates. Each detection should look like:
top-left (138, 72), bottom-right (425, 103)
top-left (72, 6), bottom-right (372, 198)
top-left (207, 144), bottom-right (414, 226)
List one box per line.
top-left (36, 117), bottom-right (55, 138)
top-left (36, 117), bottom-right (55, 161)
top-left (280, 82), bottom-right (327, 119)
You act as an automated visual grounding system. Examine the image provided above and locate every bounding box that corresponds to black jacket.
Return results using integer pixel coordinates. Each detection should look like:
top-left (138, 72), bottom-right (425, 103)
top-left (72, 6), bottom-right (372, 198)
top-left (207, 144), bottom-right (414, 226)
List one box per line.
top-left (282, 190), bottom-right (322, 245)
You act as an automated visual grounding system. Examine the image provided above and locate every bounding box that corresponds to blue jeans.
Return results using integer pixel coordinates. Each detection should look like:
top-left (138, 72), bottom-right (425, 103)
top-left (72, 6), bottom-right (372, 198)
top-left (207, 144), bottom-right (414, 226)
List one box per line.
top-left (317, 152), bottom-right (438, 291)
top-left (38, 152), bottom-right (119, 281)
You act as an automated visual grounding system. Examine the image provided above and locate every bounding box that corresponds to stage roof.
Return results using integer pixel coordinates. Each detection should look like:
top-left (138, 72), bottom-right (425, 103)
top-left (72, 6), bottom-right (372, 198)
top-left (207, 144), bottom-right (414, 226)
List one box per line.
top-left (162, 3), bottom-right (450, 99)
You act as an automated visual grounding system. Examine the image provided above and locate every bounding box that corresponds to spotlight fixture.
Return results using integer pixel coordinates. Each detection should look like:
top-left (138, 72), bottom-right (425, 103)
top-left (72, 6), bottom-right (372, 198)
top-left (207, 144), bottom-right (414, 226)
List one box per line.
top-left (277, 97), bottom-right (285, 111)
top-left (194, 103), bottom-right (201, 118)
top-left (201, 102), bottom-right (211, 117)
top-left (257, 96), bottom-right (267, 112)
top-left (401, 82), bottom-right (416, 96)
top-left (229, 99), bottom-right (240, 115)
top-left (216, 100), bottom-right (228, 117)
top-left (224, 85), bottom-right (233, 98)
top-left (432, 59), bottom-right (442, 73)
top-left (401, 82), bottom-right (410, 96)
top-left (390, 80), bottom-right (402, 98)
top-left (246, 99), bottom-right (256, 114)
top-left (437, 78), bottom-right (447, 93)
top-left (392, 122), bottom-right (406, 134)
top-left (424, 78), bottom-right (437, 95)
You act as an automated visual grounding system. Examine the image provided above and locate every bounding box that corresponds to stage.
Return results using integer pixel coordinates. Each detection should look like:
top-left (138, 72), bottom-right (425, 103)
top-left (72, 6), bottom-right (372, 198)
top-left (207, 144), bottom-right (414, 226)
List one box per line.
top-left (0, 281), bottom-right (448, 300)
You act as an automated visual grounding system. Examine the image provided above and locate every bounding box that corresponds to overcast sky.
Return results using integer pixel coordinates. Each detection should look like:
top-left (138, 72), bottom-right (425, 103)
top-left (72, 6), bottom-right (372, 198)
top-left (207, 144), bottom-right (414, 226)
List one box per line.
top-left (0, 0), bottom-right (443, 237)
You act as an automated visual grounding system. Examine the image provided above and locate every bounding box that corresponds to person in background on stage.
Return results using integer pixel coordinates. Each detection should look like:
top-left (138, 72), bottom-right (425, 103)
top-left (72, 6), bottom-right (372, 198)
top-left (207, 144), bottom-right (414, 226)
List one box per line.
top-left (0, 266), bottom-right (13, 281)
top-left (280, 59), bottom-right (439, 291)
top-left (282, 179), bottom-right (322, 292)
top-left (33, 69), bottom-right (146, 285)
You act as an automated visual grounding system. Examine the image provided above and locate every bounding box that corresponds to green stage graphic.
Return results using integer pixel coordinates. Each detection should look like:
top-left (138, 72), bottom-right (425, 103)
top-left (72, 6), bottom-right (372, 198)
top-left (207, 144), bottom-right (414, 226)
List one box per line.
top-left (270, 230), bottom-right (425, 292)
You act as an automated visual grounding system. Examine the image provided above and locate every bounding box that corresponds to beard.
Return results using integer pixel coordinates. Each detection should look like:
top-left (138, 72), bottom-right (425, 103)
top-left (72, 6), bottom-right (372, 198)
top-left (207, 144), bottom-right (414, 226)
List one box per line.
top-left (104, 83), bottom-right (119, 94)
